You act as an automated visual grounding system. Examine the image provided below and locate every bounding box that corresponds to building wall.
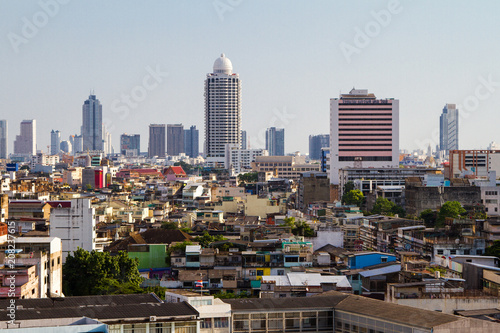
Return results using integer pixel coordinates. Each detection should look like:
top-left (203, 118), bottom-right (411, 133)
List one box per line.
top-left (148, 124), bottom-right (166, 158)
top-left (167, 124), bottom-right (184, 156)
top-left (49, 198), bottom-right (96, 262)
top-left (393, 297), bottom-right (500, 315)
top-left (330, 89), bottom-right (399, 185)
top-left (405, 183), bottom-right (482, 217)
top-left (129, 244), bottom-right (168, 270)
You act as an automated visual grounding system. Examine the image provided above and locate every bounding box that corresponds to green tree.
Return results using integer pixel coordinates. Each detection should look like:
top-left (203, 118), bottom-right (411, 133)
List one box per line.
top-left (161, 221), bottom-right (179, 230)
top-left (484, 240), bottom-right (500, 259)
top-left (371, 197), bottom-right (406, 217)
top-left (143, 286), bottom-right (168, 300)
top-left (174, 161), bottom-right (192, 173)
top-left (419, 209), bottom-right (437, 227)
top-left (238, 172), bottom-right (258, 184)
top-left (194, 231), bottom-right (226, 248)
top-left (437, 201), bottom-right (466, 227)
top-left (343, 181), bottom-right (355, 194)
top-left (342, 189), bottom-right (364, 206)
top-left (372, 197), bottom-right (395, 215)
top-left (63, 248), bottom-right (143, 296)
top-left (283, 217), bottom-right (314, 237)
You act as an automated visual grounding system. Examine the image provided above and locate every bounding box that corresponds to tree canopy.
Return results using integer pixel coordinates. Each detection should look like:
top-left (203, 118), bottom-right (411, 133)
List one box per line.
top-left (283, 217), bottom-right (315, 237)
top-left (342, 189), bottom-right (364, 206)
top-left (419, 209), bottom-right (437, 227)
top-left (173, 161), bottom-right (193, 172)
top-left (194, 231), bottom-right (226, 248)
top-left (63, 248), bottom-right (143, 296)
top-left (437, 201), bottom-right (466, 227)
top-left (485, 240), bottom-right (500, 259)
top-left (238, 172), bottom-right (258, 184)
top-left (371, 197), bottom-right (406, 217)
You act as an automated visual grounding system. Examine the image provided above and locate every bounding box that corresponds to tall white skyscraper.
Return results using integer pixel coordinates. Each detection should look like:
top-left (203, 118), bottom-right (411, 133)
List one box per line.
top-left (330, 89), bottom-right (399, 185)
top-left (50, 130), bottom-right (61, 155)
top-left (0, 120), bottom-right (7, 159)
top-left (439, 104), bottom-right (459, 155)
top-left (14, 119), bottom-right (36, 156)
top-left (205, 54), bottom-right (241, 165)
top-left (82, 94), bottom-right (103, 152)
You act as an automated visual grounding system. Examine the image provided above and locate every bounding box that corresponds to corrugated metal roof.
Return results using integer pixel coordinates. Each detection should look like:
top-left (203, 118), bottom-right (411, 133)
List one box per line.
top-left (359, 264), bottom-right (401, 277)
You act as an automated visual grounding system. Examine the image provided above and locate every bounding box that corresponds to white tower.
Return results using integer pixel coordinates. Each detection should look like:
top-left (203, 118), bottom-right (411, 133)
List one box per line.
top-left (204, 54), bottom-right (242, 166)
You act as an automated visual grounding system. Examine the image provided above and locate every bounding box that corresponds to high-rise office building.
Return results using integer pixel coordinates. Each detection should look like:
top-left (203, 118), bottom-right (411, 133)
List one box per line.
top-left (60, 140), bottom-right (72, 154)
top-left (82, 94), bottom-right (103, 151)
top-left (0, 120), bottom-right (7, 159)
top-left (120, 134), bottom-right (140, 156)
top-left (439, 103), bottom-right (459, 155)
top-left (148, 124), bottom-right (166, 158)
top-left (103, 126), bottom-right (112, 155)
top-left (184, 125), bottom-right (199, 158)
top-left (14, 119), bottom-right (36, 156)
top-left (329, 88), bottom-right (399, 185)
top-left (167, 124), bottom-right (184, 156)
top-left (241, 130), bottom-right (247, 149)
top-left (265, 127), bottom-right (285, 156)
top-left (205, 53), bottom-right (241, 165)
top-left (50, 130), bottom-right (61, 155)
top-left (309, 134), bottom-right (330, 160)
top-left (73, 135), bottom-right (83, 154)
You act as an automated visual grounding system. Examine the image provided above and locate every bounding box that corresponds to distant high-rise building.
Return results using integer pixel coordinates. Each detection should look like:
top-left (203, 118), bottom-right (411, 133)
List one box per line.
top-left (103, 126), bottom-right (112, 155)
top-left (309, 134), bottom-right (330, 160)
top-left (14, 119), bottom-right (36, 156)
top-left (241, 130), bottom-right (247, 149)
top-left (120, 134), bottom-right (140, 156)
top-left (60, 140), bottom-right (72, 154)
top-left (184, 125), bottom-right (199, 158)
top-left (0, 120), bottom-right (7, 159)
top-left (265, 127), bottom-right (285, 156)
top-left (439, 104), bottom-right (459, 155)
top-left (167, 124), bottom-right (184, 156)
top-left (148, 124), bottom-right (166, 158)
top-left (82, 94), bottom-right (103, 151)
top-left (50, 130), bottom-right (61, 155)
top-left (73, 135), bottom-right (83, 154)
top-left (205, 54), bottom-right (241, 165)
top-left (329, 88), bottom-right (399, 185)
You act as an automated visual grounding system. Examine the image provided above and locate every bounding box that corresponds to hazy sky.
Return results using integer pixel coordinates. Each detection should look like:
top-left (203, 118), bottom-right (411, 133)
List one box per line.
top-left (1, 0), bottom-right (500, 155)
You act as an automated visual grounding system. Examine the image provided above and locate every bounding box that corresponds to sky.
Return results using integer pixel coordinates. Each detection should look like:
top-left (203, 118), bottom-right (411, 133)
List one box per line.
top-left (1, 0), bottom-right (500, 156)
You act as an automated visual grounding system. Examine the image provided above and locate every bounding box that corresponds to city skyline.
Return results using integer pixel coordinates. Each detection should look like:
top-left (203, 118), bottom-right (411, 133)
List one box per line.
top-left (2, 1), bottom-right (500, 155)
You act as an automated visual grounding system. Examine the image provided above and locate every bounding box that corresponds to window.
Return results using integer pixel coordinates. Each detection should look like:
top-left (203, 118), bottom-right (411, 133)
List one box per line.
top-left (257, 270), bottom-right (264, 276)
top-left (249, 270), bottom-right (256, 276)
top-left (201, 318), bottom-right (212, 329)
top-left (381, 257), bottom-right (388, 263)
top-left (437, 249), bottom-right (444, 255)
top-left (450, 250), bottom-right (457, 255)
top-left (277, 270), bottom-right (284, 276)
top-left (214, 317), bottom-right (229, 328)
top-left (477, 249), bottom-right (483, 255)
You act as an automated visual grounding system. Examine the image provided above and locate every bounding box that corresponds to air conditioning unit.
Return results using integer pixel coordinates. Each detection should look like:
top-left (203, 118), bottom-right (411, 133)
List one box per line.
top-left (150, 316), bottom-right (157, 322)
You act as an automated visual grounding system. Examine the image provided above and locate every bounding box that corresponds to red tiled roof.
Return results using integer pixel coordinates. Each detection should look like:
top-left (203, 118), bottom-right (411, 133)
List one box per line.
top-left (164, 166), bottom-right (187, 176)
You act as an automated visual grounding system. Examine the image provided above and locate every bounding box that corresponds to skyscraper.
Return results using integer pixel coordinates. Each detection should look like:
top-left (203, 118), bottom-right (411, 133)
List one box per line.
top-left (184, 125), bottom-right (199, 158)
top-left (148, 124), bottom-right (166, 158)
top-left (14, 119), bottom-right (36, 156)
top-left (309, 134), bottom-right (330, 160)
top-left (241, 130), bottom-right (247, 149)
top-left (120, 134), bottom-right (140, 156)
top-left (205, 54), bottom-right (241, 165)
top-left (82, 94), bottom-right (103, 151)
top-left (329, 88), bottom-right (399, 185)
top-left (0, 120), bottom-right (7, 159)
top-left (73, 135), bottom-right (83, 154)
top-left (50, 130), bottom-right (61, 155)
top-left (265, 127), bottom-right (285, 156)
top-left (167, 124), bottom-right (184, 156)
top-left (60, 140), bottom-right (72, 154)
top-left (439, 103), bottom-right (459, 155)
top-left (103, 126), bottom-right (112, 155)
